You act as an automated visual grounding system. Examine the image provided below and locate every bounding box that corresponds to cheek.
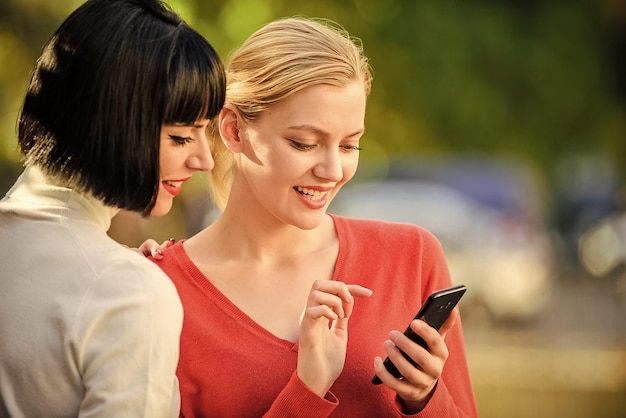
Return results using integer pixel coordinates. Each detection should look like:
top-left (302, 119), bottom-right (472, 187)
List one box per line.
top-left (159, 147), bottom-right (188, 177)
top-left (242, 143), bottom-right (292, 179)
top-left (340, 156), bottom-right (360, 184)
top-left (158, 147), bottom-right (169, 175)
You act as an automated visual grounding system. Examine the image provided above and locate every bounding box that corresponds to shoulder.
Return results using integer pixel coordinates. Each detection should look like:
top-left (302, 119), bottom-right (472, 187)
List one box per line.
top-left (74, 235), bottom-right (181, 310)
top-left (148, 240), bottom-right (190, 279)
top-left (330, 214), bottom-right (453, 300)
top-left (99, 248), bottom-right (180, 299)
top-left (76, 249), bottom-right (183, 335)
top-left (330, 213), bottom-right (442, 247)
top-left (331, 214), bottom-right (449, 282)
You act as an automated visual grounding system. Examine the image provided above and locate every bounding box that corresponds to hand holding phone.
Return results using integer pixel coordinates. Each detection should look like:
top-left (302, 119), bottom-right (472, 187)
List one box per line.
top-left (372, 284), bottom-right (466, 385)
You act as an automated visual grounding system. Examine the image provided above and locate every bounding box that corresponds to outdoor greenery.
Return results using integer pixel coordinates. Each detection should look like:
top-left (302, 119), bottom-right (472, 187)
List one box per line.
top-left (1, 0), bottom-right (625, 220)
top-left (2, 3), bottom-right (625, 415)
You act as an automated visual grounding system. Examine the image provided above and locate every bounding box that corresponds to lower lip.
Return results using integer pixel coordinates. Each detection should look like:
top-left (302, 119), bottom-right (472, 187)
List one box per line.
top-left (162, 182), bottom-right (182, 197)
top-left (295, 189), bottom-right (328, 210)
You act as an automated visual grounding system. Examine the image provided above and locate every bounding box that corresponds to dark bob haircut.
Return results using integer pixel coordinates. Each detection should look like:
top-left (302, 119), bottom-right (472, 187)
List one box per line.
top-left (18, 0), bottom-right (225, 215)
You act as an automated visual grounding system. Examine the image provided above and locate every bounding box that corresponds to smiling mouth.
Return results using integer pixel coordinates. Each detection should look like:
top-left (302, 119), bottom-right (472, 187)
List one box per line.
top-left (162, 178), bottom-right (191, 197)
top-left (294, 186), bottom-right (328, 201)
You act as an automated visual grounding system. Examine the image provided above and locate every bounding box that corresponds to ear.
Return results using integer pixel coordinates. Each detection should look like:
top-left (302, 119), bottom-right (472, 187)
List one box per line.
top-left (218, 104), bottom-right (244, 153)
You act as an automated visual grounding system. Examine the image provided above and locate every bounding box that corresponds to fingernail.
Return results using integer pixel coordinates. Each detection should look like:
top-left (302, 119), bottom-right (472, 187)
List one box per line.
top-left (156, 248), bottom-right (163, 255)
top-left (168, 238), bottom-right (175, 242)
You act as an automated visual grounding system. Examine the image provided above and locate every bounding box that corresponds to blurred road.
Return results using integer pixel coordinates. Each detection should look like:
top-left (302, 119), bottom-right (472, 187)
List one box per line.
top-left (463, 268), bottom-right (626, 418)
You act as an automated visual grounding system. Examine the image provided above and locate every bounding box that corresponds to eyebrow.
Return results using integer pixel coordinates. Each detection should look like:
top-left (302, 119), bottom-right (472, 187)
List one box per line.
top-left (286, 124), bottom-right (365, 139)
top-left (170, 122), bottom-right (208, 129)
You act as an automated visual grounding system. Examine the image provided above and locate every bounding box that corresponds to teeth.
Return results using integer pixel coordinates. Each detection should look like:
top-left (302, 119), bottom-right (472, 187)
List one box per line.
top-left (164, 181), bottom-right (182, 187)
top-left (295, 186), bottom-right (326, 201)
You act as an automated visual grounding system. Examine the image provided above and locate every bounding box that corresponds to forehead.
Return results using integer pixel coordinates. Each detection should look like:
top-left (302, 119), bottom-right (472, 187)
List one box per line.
top-left (258, 82), bottom-right (367, 135)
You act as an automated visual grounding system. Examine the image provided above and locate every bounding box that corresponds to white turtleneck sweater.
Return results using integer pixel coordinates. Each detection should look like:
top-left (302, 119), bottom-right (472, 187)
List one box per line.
top-left (0, 165), bottom-right (182, 418)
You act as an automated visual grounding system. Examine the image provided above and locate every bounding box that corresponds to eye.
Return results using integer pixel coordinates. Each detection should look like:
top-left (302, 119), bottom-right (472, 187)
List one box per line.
top-left (169, 135), bottom-right (193, 145)
top-left (288, 139), bottom-right (316, 151)
top-left (340, 145), bottom-right (362, 152)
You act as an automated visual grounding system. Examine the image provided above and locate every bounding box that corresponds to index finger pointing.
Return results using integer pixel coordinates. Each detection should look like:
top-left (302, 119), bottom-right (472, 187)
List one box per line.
top-left (346, 284), bottom-right (373, 298)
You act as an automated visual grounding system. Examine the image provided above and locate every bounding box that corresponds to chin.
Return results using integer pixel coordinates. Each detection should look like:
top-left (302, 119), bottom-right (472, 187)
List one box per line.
top-left (150, 199), bottom-right (173, 217)
top-left (295, 212), bottom-right (327, 231)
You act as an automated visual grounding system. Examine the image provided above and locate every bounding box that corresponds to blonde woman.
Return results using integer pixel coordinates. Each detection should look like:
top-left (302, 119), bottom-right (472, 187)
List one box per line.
top-left (152, 17), bottom-right (478, 417)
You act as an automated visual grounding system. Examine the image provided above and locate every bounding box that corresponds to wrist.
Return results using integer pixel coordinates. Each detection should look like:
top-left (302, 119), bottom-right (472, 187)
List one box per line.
top-left (296, 370), bottom-right (331, 398)
top-left (399, 380), bottom-right (437, 414)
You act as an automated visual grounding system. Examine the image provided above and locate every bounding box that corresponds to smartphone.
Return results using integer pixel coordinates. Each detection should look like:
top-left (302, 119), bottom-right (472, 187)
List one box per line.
top-left (372, 284), bottom-right (467, 385)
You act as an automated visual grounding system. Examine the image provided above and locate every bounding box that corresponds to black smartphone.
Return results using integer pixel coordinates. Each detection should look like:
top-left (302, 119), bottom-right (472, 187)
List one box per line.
top-left (372, 284), bottom-right (467, 385)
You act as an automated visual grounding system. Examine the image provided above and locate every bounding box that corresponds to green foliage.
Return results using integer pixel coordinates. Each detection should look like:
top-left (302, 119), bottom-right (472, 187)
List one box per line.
top-left (1, 0), bottom-right (624, 193)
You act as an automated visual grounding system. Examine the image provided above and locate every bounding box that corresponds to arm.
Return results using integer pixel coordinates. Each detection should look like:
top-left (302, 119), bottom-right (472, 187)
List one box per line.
top-left (375, 228), bottom-right (478, 417)
top-left (74, 260), bottom-right (183, 417)
top-left (263, 280), bottom-right (372, 417)
top-left (413, 314), bottom-right (478, 418)
top-left (263, 372), bottom-right (339, 418)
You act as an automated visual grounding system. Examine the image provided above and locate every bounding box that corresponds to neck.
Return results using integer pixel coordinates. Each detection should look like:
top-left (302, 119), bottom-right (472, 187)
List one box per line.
top-left (212, 205), bottom-right (334, 263)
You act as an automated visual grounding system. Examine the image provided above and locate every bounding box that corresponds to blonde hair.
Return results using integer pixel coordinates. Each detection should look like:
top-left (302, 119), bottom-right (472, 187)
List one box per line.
top-left (208, 16), bottom-right (372, 209)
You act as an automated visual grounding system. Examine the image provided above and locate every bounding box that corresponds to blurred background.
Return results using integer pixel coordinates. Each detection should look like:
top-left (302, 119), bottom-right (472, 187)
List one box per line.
top-left (1, 0), bottom-right (625, 416)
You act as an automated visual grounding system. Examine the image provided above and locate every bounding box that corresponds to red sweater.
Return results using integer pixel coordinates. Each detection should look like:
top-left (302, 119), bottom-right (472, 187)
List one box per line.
top-left (153, 215), bottom-right (478, 417)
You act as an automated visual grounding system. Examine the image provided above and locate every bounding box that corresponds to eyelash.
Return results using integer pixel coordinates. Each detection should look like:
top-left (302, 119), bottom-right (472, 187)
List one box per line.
top-left (169, 135), bottom-right (193, 145)
top-left (288, 140), bottom-right (362, 152)
top-left (289, 140), bottom-right (316, 151)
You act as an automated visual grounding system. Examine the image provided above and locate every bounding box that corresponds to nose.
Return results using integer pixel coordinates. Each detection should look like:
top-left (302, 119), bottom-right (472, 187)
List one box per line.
top-left (313, 148), bottom-right (343, 182)
top-left (188, 131), bottom-right (215, 172)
